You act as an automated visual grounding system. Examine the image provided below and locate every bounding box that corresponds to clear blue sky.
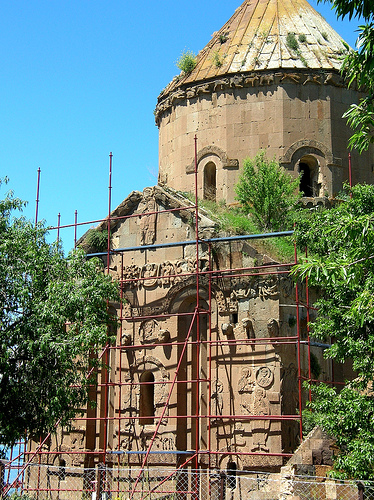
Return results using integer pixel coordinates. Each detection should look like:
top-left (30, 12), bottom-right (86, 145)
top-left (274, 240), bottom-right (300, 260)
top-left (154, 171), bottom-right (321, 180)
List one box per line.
top-left (0, 0), bottom-right (362, 249)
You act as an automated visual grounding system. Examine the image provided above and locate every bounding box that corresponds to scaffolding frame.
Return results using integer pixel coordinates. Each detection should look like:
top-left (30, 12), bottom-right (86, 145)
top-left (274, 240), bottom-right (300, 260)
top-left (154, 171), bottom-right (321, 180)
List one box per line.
top-left (3, 140), bottom-right (341, 499)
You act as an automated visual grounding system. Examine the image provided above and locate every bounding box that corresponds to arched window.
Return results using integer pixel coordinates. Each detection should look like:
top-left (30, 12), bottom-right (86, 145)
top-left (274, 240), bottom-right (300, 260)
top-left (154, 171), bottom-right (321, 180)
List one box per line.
top-left (299, 162), bottom-right (312, 196)
top-left (227, 461), bottom-right (237, 490)
top-left (139, 371), bottom-right (155, 425)
top-left (204, 162), bottom-right (216, 201)
top-left (298, 156), bottom-right (320, 197)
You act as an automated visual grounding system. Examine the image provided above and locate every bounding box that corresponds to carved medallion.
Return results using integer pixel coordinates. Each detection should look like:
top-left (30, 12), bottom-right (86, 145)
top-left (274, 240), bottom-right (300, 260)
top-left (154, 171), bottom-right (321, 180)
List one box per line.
top-left (256, 366), bottom-right (274, 388)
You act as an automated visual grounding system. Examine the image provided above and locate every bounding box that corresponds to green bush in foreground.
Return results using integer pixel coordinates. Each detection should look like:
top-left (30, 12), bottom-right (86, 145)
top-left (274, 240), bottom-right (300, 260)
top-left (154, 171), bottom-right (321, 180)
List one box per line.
top-left (235, 150), bottom-right (300, 231)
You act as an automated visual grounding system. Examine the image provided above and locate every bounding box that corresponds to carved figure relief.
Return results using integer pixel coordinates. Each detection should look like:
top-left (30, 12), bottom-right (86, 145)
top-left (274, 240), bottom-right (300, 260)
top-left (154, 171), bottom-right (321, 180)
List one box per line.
top-left (229, 292), bottom-right (238, 313)
top-left (139, 189), bottom-right (157, 246)
top-left (238, 368), bottom-right (254, 394)
top-left (159, 261), bottom-right (175, 285)
top-left (122, 302), bottom-right (132, 318)
top-left (231, 422), bottom-right (246, 448)
top-left (256, 367), bottom-right (274, 389)
top-left (157, 329), bottom-right (170, 343)
top-left (221, 323), bottom-right (234, 336)
top-left (122, 332), bottom-right (132, 346)
top-left (142, 263), bottom-right (158, 287)
top-left (267, 319), bottom-right (279, 337)
top-left (215, 290), bottom-right (227, 313)
top-left (242, 318), bottom-right (255, 339)
top-left (232, 280), bottom-right (257, 300)
top-left (211, 379), bottom-right (224, 420)
top-left (122, 258), bottom-right (208, 289)
top-left (251, 387), bottom-right (270, 452)
top-left (139, 320), bottom-right (159, 344)
top-left (259, 278), bottom-right (279, 299)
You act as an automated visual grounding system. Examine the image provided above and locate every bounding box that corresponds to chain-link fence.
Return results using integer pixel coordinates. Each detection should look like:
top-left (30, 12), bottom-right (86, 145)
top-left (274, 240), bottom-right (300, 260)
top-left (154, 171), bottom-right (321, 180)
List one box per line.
top-left (2, 463), bottom-right (374, 500)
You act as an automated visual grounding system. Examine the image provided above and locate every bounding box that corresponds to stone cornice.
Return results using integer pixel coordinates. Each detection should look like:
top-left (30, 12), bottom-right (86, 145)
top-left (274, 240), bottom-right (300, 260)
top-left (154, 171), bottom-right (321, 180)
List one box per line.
top-left (155, 69), bottom-right (349, 125)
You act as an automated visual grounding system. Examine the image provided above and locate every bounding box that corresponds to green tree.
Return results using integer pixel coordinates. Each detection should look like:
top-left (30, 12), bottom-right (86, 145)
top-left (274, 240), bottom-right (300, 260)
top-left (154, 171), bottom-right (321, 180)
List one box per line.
top-left (235, 150), bottom-right (300, 231)
top-left (293, 183), bottom-right (374, 479)
top-left (321, 0), bottom-right (374, 152)
top-left (0, 179), bottom-right (119, 448)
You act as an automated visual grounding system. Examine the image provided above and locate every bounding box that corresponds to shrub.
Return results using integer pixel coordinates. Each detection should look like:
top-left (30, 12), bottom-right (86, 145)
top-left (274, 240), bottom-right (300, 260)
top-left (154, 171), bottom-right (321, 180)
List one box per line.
top-left (176, 49), bottom-right (197, 74)
top-left (212, 50), bottom-right (226, 68)
top-left (235, 150), bottom-right (301, 231)
top-left (286, 32), bottom-right (299, 51)
top-left (82, 228), bottom-right (108, 253)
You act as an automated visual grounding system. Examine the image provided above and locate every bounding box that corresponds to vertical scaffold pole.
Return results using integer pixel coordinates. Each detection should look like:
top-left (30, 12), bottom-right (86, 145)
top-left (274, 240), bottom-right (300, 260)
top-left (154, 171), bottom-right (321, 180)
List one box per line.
top-left (74, 210), bottom-right (78, 248)
top-left (35, 167), bottom-right (41, 226)
top-left (103, 152), bottom-right (113, 466)
top-left (194, 135), bottom-right (200, 474)
top-left (295, 231), bottom-right (303, 441)
top-left (57, 213), bottom-right (61, 244)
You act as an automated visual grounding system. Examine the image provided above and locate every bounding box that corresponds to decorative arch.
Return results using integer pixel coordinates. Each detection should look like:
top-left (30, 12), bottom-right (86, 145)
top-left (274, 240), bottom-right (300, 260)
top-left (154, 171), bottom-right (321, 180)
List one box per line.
top-left (186, 145), bottom-right (239, 174)
top-left (280, 140), bottom-right (340, 197)
top-left (280, 139), bottom-right (334, 167)
top-left (139, 371), bottom-right (155, 425)
top-left (164, 276), bottom-right (223, 314)
top-left (129, 356), bottom-right (169, 424)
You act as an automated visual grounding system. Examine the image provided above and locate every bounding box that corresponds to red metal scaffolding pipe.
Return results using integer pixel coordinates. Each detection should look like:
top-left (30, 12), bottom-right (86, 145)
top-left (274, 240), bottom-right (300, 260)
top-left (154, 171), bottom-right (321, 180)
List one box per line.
top-left (35, 167), bottom-right (41, 226)
top-left (129, 309), bottom-right (199, 499)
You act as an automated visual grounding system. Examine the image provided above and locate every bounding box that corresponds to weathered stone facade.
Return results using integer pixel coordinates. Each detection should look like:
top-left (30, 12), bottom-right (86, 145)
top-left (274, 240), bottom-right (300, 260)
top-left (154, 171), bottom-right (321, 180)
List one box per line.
top-left (26, 0), bottom-right (362, 482)
top-left (31, 186), bottom-right (352, 475)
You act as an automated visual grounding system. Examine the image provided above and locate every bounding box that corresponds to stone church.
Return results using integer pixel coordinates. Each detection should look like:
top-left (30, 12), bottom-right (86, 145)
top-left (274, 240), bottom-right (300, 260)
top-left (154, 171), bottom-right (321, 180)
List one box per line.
top-left (29, 0), bottom-right (371, 483)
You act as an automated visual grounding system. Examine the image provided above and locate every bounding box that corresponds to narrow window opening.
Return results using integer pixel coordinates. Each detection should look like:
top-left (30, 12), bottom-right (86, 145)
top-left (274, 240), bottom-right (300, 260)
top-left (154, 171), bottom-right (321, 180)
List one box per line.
top-left (227, 461), bottom-right (237, 490)
top-left (230, 313), bottom-right (238, 325)
top-left (59, 459), bottom-right (66, 480)
top-left (140, 371), bottom-right (155, 425)
top-left (204, 162), bottom-right (217, 201)
top-left (299, 162), bottom-right (313, 196)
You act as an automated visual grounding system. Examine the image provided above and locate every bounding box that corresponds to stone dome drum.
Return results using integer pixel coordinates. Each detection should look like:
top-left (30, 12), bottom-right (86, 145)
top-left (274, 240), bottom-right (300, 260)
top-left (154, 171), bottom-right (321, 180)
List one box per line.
top-left (155, 0), bottom-right (373, 203)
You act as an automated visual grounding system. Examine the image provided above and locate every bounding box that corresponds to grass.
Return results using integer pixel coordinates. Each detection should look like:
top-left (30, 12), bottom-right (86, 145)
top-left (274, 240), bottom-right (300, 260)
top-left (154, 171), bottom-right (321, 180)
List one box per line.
top-left (211, 50), bottom-right (226, 68)
top-left (286, 32), bottom-right (299, 51)
top-left (178, 193), bottom-right (295, 263)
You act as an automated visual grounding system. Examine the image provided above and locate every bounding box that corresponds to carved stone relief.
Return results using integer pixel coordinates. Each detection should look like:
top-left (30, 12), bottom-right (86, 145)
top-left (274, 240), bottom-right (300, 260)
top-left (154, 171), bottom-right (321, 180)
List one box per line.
top-left (238, 368), bottom-right (254, 394)
top-left (256, 366), bottom-right (274, 389)
top-left (211, 379), bottom-right (224, 421)
top-left (121, 258), bottom-right (208, 289)
top-left (267, 318), bottom-right (279, 337)
top-left (139, 319), bottom-right (159, 344)
top-left (138, 188), bottom-right (157, 246)
top-left (155, 70), bottom-right (350, 121)
top-left (242, 318), bottom-right (255, 339)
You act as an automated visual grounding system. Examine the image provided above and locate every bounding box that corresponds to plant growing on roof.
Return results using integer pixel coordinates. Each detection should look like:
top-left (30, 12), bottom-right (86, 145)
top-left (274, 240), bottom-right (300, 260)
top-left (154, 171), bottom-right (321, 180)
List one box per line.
top-left (212, 50), bottom-right (226, 68)
top-left (286, 32), bottom-right (299, 51)
top-left (176, 49), bottom-right (197, 74)
top-left (219, 33), bottom-right (228, 43)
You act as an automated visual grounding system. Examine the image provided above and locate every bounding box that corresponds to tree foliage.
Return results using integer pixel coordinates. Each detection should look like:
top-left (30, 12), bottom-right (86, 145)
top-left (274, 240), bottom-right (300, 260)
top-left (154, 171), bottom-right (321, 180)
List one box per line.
top-left (0, 179), bottom-right (120, 447)
top-left (319, 0), bottom-right (374, 152)
top-left (235, 150), bottom-right (300, 231)
top-left (293, 183), bottom-right (374, 478)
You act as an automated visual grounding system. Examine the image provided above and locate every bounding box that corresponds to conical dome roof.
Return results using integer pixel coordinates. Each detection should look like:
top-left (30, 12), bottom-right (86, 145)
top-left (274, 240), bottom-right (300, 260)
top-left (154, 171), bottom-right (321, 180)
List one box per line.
top-left (161, 0), bottom-right (346, 96)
